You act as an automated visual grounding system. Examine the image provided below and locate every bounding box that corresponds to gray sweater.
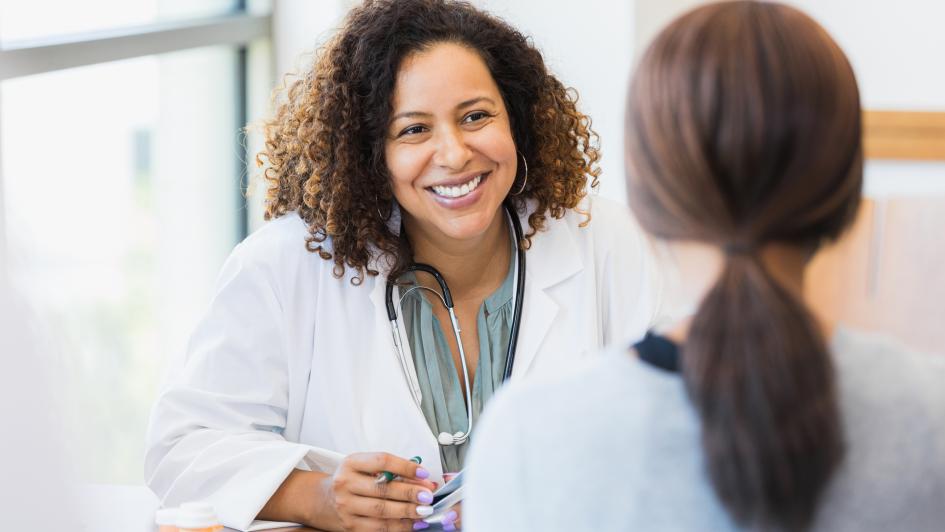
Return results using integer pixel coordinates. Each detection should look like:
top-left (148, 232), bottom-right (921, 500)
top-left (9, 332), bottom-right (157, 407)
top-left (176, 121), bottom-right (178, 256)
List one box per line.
top-left (465, 327), bottom-right (945, 531)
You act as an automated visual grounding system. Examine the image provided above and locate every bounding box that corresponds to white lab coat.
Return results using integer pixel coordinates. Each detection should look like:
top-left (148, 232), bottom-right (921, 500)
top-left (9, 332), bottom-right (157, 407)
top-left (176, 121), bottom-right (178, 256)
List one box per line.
top-left (145, 196), bottom-right (660, 531)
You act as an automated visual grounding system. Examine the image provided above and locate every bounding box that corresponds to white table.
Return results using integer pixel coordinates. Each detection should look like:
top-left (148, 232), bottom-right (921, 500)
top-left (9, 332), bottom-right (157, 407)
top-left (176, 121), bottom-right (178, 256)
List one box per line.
top-left (75, 484), bottom-right (319, 532)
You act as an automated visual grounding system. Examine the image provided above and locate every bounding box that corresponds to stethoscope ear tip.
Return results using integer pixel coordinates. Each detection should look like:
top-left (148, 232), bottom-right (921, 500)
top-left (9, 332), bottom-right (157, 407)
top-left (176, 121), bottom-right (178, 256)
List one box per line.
top-left (438, 432), bottom-right (456, 445)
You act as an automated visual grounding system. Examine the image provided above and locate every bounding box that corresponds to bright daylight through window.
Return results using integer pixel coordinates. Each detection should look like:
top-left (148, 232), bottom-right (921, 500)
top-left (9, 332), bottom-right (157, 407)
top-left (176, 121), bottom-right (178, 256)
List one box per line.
top-left (0, 0), bottom-right (271, 483)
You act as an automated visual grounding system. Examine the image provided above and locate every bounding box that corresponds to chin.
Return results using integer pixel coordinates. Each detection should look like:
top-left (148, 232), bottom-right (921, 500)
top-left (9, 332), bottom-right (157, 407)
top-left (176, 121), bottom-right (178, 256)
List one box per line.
top-left (436, 211), bottom-right (497, 241)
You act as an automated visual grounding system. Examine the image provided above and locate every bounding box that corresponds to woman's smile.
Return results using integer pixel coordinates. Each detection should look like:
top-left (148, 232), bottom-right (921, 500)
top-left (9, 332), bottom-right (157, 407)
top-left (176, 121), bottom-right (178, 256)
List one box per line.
top-left (427, 171), bottom-right (492, 210)
top-left (429, 171), bottom-right (487, 199)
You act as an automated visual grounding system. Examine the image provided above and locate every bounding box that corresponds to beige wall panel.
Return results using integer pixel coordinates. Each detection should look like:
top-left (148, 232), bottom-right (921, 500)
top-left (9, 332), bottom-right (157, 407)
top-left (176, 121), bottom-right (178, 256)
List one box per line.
top-left (808, 198), bottom-right (945, 354)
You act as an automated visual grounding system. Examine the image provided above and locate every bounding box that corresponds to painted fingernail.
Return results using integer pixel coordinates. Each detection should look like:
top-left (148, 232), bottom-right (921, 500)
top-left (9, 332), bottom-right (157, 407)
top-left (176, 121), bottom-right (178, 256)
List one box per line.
top-left (413, 521), bottom-right (430, 530)
top-left (443, 521), bottom-right (456, 532)
top-left (445, 510), bottom-right (458, 521)
top-left (415, 467), bottom-right (430, 479)
top-left (416, 505), bottom-right (434, 517)
top-left (417, 490), bottom-right (433, 504)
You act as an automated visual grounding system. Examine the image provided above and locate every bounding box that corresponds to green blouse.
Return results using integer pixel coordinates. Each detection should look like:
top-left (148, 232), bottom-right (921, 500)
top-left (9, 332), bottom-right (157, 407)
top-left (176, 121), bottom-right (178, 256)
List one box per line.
top-left (400, 254), bottom-right (515, 474)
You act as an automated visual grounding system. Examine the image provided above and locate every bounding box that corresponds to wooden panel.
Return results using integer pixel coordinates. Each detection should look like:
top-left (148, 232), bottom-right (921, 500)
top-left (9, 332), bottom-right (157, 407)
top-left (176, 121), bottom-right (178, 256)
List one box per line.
top-left (807, 197), bottom-right (945, 355)
top-left (863, 110), bottom-right (945, 161)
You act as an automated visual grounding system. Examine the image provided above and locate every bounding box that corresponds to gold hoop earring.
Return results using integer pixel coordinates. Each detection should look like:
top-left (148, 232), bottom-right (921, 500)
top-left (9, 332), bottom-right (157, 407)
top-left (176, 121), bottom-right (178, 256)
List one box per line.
top-left (376, 195), bottom-right (391, 221)
top-left (510, 151), bottom-right (528, 196)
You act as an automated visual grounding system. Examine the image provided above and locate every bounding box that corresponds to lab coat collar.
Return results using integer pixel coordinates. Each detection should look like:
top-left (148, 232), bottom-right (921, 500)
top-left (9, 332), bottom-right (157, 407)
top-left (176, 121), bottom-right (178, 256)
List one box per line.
top-left (513, 199), bottom-right (584, 290)
top-left (371, 199), bottom-right (585, 283)
top-left (507, 200), bottom-right (583, 379)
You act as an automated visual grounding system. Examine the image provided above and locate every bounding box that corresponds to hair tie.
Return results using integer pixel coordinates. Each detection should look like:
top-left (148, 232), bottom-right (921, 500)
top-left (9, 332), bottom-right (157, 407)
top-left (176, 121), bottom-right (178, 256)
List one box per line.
top-left (724, 241), bottom-right (756, 256)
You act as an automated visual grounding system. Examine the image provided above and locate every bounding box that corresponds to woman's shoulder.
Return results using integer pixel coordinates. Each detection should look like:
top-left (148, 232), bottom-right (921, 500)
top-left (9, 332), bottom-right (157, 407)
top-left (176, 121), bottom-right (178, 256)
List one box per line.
top-left (546, 194), bottom-right (637, 233)
top-left (582, 193), bottom-right (635, 223)
top-left (230, 213), bottom-right (334, 271)
top-left (218, 212), bottom-right (360, 294)
top-left (832, 326), bottom-right (945, 423)
top-left (816, 327), bottom-right (945, 529)
top-left (237, 212), bottom-right (312, 255)
top-left (832, 326), bottom-right (945, 394)
top-left (529, 194), bottom-right (649, 260)
top-left (833, 327), bottom-right (945, 449)
top-left (484, 346), bottom-right (673, 431)
top-left (568, 195), bottom-right (651, 256)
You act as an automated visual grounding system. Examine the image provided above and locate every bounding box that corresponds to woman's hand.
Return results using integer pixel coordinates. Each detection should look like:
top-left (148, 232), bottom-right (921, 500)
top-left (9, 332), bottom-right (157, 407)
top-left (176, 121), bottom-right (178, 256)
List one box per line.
top-left (325, 452), bottom-right (439, 531)
top-left (439, 505), bottom-right (461, 531)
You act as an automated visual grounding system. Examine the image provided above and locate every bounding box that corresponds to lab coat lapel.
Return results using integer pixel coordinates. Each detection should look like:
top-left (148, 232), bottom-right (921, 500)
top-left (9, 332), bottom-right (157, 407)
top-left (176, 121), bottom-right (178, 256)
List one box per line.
top-left (367, 270), bottom-right (423, 408)
top-left (509, 208), bottom-right (583, 380)
top-left (365, 272), bottom-right (444, 479)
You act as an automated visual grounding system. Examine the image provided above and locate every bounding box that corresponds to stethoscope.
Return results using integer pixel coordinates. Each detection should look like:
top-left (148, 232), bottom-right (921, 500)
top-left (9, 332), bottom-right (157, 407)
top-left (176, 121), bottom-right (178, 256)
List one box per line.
top-left (385, 203), bottom-right (526, 447)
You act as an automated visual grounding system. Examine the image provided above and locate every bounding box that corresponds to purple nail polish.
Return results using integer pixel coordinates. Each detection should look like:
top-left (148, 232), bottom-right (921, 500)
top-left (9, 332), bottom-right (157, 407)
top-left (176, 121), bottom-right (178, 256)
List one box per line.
top-left (415, 466), bottom-right (430, 479)
top-left (418, 490), bottom-right (433, 504)
top-left (413, 520), bottom-right (430, 530)
top-left (443, 522), bottom-right (456, 532)
top-left (444, 510), bottom-right (458, 522)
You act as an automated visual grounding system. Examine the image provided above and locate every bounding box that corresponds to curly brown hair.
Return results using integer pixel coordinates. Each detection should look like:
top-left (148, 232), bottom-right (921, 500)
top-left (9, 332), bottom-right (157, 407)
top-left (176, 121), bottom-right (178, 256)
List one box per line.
top-left (258, 0), bottom-right (600, 283)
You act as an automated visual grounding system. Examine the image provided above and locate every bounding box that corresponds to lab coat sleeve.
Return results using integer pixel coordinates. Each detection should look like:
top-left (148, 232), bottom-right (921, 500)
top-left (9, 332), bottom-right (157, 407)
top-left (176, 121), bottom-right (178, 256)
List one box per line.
top-left (144, 241), bottom-right (338, 531)
top-left (592, 196), bottom-right (663, 346)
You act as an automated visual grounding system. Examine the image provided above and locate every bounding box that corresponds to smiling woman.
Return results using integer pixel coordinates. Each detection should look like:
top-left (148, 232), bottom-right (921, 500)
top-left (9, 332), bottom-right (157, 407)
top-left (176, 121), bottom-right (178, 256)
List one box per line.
top-left (144, 1), bottom-right (662, 531)
top-left (259, 0), bottom-right (601, 284)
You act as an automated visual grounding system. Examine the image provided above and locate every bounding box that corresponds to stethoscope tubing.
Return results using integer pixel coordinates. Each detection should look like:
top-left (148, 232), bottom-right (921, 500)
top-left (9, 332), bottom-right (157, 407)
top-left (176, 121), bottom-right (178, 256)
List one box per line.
top-left (385, 202), bottom-right (526, 446)
top-left (503, 203), bottom-right (526, 382)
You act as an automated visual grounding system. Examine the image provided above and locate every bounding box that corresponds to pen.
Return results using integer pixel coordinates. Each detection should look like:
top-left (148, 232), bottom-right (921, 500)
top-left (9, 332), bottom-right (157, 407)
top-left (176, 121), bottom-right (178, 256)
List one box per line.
top-left (375, 455), bottom-right (422, 484)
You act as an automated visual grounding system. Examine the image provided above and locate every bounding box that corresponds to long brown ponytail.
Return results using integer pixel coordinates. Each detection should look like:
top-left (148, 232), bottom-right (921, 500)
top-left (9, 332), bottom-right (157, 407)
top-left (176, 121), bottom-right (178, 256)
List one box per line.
top-left (625, 2), bottom-right (863, 529)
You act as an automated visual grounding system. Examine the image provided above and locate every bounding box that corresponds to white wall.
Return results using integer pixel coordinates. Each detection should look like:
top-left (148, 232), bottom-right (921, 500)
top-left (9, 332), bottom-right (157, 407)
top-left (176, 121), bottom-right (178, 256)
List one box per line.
top-left (272, 0), bottom-right (351, 82)
top-left (0, 280), bottom-right (76, 528)
top-left (633, 0), bottom-right (702, 60)
top-left (473, 0), bottom-right (635, 202)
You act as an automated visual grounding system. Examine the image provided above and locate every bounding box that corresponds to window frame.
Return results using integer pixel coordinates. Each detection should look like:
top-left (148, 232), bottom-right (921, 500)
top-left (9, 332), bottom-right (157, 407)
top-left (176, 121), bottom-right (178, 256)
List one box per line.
top-left (0, 5), bottom-right (272, 267)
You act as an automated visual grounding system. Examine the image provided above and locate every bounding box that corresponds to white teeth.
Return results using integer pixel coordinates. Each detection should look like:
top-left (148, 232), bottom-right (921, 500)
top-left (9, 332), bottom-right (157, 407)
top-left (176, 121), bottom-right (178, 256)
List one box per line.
top-left (432, 174), bottom-right (482, 198)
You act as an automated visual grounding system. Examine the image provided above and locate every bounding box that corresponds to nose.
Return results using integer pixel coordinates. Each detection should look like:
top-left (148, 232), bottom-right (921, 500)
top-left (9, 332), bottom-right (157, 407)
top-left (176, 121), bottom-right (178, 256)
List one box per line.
top-left (432, 126), bottom-right (472, 171)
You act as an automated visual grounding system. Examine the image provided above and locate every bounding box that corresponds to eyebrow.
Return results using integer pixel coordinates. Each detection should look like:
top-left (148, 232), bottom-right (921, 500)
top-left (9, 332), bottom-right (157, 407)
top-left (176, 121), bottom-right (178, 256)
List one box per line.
top-left (390, 97), bottom-right (497, 123)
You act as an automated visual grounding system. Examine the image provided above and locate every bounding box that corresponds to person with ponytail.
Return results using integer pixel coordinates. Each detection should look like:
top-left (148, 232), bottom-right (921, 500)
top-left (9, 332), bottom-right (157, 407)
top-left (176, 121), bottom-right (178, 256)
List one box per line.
top-left (465, 2), bottom-right (945, 531)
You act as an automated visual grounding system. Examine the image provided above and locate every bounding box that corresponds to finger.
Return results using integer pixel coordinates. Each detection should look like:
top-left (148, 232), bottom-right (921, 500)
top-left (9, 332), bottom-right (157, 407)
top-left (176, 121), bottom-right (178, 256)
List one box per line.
top-left (348, 516), bottom-right (415, 532)
top-left (449, 503), bottom-right (462, 527)
top-left (440, 509), bottom-right (459, 532)
top-left (350, 477), bottom-right (435, 506)
top-left (347, 493), bottom-right (434, 520)
top-left (399, 477), bottom-right (438, 491)
top-left (347, 452), bottom-right (431, 481)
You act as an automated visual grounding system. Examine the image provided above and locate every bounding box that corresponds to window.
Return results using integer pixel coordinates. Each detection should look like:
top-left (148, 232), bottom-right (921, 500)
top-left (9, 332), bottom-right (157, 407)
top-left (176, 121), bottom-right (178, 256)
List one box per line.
top-left (0, 0), bottom-right (238, 44)
top-left (0, 1), bottom-right (272, 483)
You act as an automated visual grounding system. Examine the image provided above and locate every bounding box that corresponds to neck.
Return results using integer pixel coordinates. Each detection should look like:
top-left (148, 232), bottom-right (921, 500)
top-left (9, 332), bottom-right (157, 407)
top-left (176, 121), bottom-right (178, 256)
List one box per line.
top-left (660, 241), bottom-right (829, 343)
top-left (403, 207), bottom-right (511, 301)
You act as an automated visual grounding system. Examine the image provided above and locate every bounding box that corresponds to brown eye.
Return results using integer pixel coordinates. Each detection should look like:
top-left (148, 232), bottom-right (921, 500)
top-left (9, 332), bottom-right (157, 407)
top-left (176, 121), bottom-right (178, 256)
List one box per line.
top-left (463, 111), bottom-right (490, 123)
top-left (399, 125), bottom-right (427, 137)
